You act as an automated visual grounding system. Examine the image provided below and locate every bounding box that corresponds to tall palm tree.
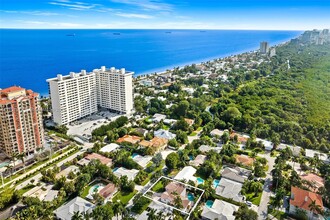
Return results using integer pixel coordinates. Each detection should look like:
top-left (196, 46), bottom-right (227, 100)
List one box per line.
top-left (308, 200), bottom-right (323, 215)
top-left (17, 153), bottom-right (26, 173)
top-left (147, 208), bottom-right (157, 220)
top-left (5, 164), bottom-right (13, 181)
top-left (71, 211), bottom-right (84, 220)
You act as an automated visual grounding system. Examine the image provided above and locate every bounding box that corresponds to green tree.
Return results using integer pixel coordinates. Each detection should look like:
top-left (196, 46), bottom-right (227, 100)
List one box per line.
top-left (165, 152), bottom-right (180, 170)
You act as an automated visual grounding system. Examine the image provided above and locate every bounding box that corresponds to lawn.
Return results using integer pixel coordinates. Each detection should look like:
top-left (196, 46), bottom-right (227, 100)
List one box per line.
top-left (245, 192), bottom-right (262, 206)
top-left (18, 184), bottom-right (36, 196)
top-left (152, 181), bottom-right (164, 193)
top-left (189, 132), bottom-right (197, 136)
top-left (162, 125), bottom-right (170, 130)
top-left (81, 185), bottom-right (92, 198)
top-left (268, 208), bottom-right (287, 220)
top-left (112, 190), bottom-right (137, 205)
top-left (196, 127), bottom-right (203, 131)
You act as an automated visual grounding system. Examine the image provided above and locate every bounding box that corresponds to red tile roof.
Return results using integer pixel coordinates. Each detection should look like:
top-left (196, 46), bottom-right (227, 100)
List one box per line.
top-left (116, 135), bottom-right (141, 144)
top-left (290, 186), bottom-right (323, 213)
top-left (85, 153), bottom-right (112, 166)
top-left (99, 183), bottom-right (117, 199)
top-left (300, 173), bottom-right (325, 192)
top-left (0, 86), bottom-right (24, 94)
top-left (235, 155), bottom-right (254, 166)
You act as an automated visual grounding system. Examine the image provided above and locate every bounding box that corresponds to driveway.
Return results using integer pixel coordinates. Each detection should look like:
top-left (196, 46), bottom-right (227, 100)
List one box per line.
top-left (257, 153), bottom-right (275, 220)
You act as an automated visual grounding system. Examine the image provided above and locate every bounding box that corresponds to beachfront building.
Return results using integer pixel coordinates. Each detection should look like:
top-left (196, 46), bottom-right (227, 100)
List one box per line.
top-left (47, 71), bottom-right (98, 125)
top-left (260, 41), bottom-right (269, 54)
top-left (0, 86), bottom-right (44, 156)
top-left (94, 66), bottom-right (133, 115)
top-left (47, 66), bottom-right (133, 125)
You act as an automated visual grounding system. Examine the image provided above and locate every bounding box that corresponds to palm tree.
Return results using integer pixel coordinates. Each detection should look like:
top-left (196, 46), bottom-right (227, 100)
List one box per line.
top-left (5, 164), bottom-right (13, 181)
top-left (17, 153), bottom-right (26, 173)
top-left (147, 208), bottom-right (157, 220)
top-left (71, 211), bottom-right (84, 220)
top-left (308, 200), bottom-right (323, 215)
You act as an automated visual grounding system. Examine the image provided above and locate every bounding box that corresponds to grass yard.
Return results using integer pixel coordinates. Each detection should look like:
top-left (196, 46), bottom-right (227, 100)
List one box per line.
top-left (152, 181), bottom-right (164, 193)
top-left (269, 208), bottom-right (287, 220)
top-left (81, 185), bottom-right (92, 198)
top-left (112, 190), bottom-right (137, 205)
top-left (245, 192), bottom-right (262, 206)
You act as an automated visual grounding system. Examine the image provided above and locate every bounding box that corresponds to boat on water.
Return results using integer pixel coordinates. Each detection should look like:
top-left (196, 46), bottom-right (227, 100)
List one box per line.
top-left (165, 31), bottom-right (172, 34)
top-left (113, 33), bottom-right (121, 35)
top-left (66, 33), bottom-right (75, 37)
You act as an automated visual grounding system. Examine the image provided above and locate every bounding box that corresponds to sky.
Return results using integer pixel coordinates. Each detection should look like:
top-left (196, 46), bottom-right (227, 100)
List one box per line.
top-left (1, 0), bottom-right (330, 30)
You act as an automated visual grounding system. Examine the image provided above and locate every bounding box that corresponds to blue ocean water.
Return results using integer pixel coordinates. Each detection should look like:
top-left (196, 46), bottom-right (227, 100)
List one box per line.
top-left (0, 29), bottom-right (301, 95)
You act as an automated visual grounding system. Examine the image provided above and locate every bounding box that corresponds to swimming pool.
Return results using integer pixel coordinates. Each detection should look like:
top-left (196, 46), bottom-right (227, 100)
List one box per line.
top-left (213, 179), bottom-right (220, 188)
top-left (87, 183), bottom-right (105, 200)
top-left (206, 200), bottom-right (214, 208)
top-left (189, 155), bottom-right (194, 161)
top-left (188, 193), bottom-right (194, 201)
top-left (131, 153), bottom-right (139, 159)
top-left (113, 167), bottom-right (119, 172)
top-left (197, 177), bottom-right (204, 185)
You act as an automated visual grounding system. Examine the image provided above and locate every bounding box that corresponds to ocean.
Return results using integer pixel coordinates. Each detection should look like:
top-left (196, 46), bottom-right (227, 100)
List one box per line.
top-left (0, 29), bottom-right (301, 96)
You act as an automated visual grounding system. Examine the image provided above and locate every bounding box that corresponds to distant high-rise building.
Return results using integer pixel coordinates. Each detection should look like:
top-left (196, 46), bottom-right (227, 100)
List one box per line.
top-left (0, 86), bottom-right (44, 156)
top-left (47, 71), bottom-right (98, 125)
top-left (47, 66), bottom-right (133, 125)
top-left (260, 41), bottom-right (269, 54)
top-left (269, 48), bottom-right (276, 57)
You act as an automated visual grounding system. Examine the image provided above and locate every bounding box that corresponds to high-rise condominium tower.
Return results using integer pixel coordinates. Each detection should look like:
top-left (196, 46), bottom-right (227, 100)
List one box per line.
top-left (0, 86), bottom-right (44, 156)
top-left (47, 66), bottom-right (133, 125)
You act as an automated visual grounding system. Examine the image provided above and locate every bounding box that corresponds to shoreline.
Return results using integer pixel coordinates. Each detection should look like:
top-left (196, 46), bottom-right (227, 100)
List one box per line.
top-left (134, 35), bottom-right (299, 79)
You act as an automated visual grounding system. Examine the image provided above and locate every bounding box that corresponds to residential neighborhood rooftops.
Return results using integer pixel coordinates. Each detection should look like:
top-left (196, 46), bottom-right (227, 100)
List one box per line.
top-left (190, 155), bottom-right (207, 167)
top-left (99, 183), bottom-right (117, 199)
top-left (199, 145), bottom-right (222, 153)
top-left (221, 166), bottom-right (251, 183)
top-left (215, 178), bottom-right (243, 202)
top-left (300, 173), bottom-right (325, 191)
top-left (132, 154), bottom-right (152, 168)
top-left (174, 166), bottom-right (197, 182)
top-left (151, 113), bottom-right (166, 122)
top-left (290, 186), bottom-right (323, 213)
top-left (54, 197), bottom-right (95, 220)
top-left (84, 153), bottom-right (112, 166)
top-left (113, 167), bottom-right (139, 181)
top-left (201, 199), bottom-right (239, 220)
top-left (235, 154), bottom-right (255, 166)
top-left (154, 129), bottom-right (176, 140)
top-left (99, 143), bottom-right (120, 153)
top-left (210, 129), bottom-right (225, 137)
top-left (116, 135), bottom-right (141, 144)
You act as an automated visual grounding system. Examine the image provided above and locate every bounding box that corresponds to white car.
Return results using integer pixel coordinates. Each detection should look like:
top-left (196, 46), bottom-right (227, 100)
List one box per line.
top-left (246, 201), bottom-right (252, 207)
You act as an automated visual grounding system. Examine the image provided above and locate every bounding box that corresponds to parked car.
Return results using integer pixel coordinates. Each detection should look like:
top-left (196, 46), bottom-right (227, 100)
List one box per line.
top-left (246, 201), bottom-right (252, 207)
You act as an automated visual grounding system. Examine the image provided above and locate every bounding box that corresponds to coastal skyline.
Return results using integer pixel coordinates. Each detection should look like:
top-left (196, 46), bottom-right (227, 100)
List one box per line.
top-left (1, 0), bottom-right (330, 30)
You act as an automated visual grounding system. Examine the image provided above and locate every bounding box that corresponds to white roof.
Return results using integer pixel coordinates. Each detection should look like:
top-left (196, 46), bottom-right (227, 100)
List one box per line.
top-left (132, 154), bottom-right (152, 168)
top-left (113, 167), bottom-right (139, 181)
top-left (199, 145), bottom-right (222, 153)
top-left (100, 143), bottom-right (120, 153)
top-left (256, 138), bottom-right (273, 150)
top-left (54, 197), bottom-right (94, 220)
top-left (305, 149), bottom-right (329, 162)
top-left (152, 114), bottom-right (166, 122)
top-left (154, 129), bottom-right (176, 140)
top-left (201, 199), bottom-right (239, 220)
top-left (215, 178), bottom-right (243, 202)
top-left (174, 166), bottom-right (197, 182)
top-left (210, 129), bottom-right (225, 137)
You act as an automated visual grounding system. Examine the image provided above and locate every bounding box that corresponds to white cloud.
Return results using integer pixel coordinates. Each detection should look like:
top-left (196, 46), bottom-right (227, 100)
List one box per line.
top-left (49, 0), bottom-right (101, 11)
top-left (115, 12), bottom-right (153, 19)
top-left (110, 0), bottom-right (173, 11)
top-left (22, 20), bottom-right (84, 28)
top-left (0, 10), bottom-right (60, 16)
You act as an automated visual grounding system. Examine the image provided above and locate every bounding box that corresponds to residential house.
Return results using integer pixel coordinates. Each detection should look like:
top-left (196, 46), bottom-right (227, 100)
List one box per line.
top-left (54, 197), bottom-right (95, 220)
top-left (113, 167), bottom-right (139, 181)
top-left (163, 119), bottom-right (177, 125)
top-left (230, 132), bottom-right (249, 145)
top-left (210, 129), bottom-right (225, 137)
top-left (215, 178), bottom-right (244, 202)
top-left (221, 167), bottom-right (251, 184)
top-left (199, 145), bottom-right (222, 153)
top-left (160, 182), bottom-right (190, 209)
top-left (289, 187), bottom-right (323, 220)
top-left (184, 118), bottom-right (194, 126)
top-left (77, 153), bottom-right (112, 167)
top-left (154, 129), bottom-right (176, 140)
top-left (256, 138), bottom-right (273, 151)
top-left (190, 155), bottom-right (207, 167)
top-left (134, 128), bottom-right (148, 137)
top-left (116, 135), bottom-right (141, 144)
top-left (300, 173), bottom-right (325, 192)
top-left (201, 199), bottom-right (239, 220)
top-left (139, 137), bottom-right (168, 153)
top-left (99, 183), bottom-right (118, 203)
top-left (99, 143), bottom-right (120, 153)
top-left (132, 154), bottom-right (152, 168)
top-left (174, 166), bottom-right (198, 183)
top-left (56, 165), bottom-right (79, 179)
top-left (151, 113), bottom-right (166, 123)
top-left (235, 155), bottom-right (255, 167)
top-left (305, 149), bottom-right (329, 163)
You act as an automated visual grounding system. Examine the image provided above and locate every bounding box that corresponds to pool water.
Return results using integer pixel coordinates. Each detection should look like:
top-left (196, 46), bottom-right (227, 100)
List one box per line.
top-left (92, 184), bottom-right (101, 192)
top-left (206, 200), bottom-right (214, 208)
top-left (188, 193), bottom-right (194, 201)
top-left (197, 177), bottom-right (204, 185)
top-left (113, 167), bottom-right (119, 172)
top-left (189, 155), bottom-right (194, 161)
top-left (132, 153), bottom-right (139, 158)
top-left (213, 179), bottom-right (220, 188)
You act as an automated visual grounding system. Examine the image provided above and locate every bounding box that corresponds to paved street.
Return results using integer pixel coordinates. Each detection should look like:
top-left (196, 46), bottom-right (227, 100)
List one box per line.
top-left (258, 153), bottom-right (275, 220)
